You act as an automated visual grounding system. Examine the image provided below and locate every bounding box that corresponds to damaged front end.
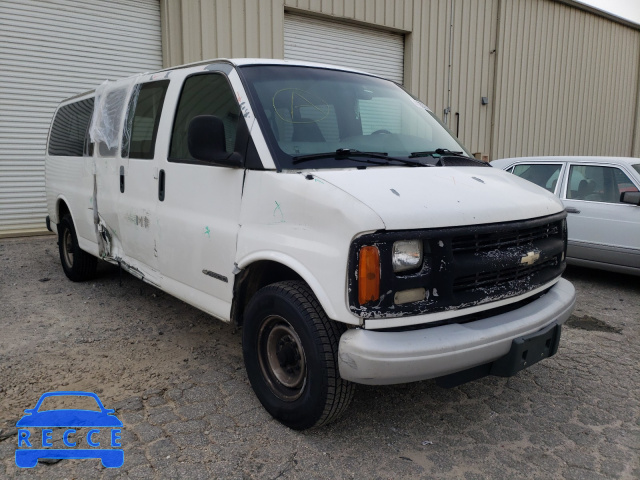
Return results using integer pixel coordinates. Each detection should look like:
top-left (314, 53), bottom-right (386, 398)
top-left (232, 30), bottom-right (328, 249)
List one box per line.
top-left (348, 211), bottom-right (568, 328)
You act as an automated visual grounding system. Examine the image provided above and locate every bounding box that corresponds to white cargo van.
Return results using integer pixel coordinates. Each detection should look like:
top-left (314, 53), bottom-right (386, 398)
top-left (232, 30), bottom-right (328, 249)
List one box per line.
top-left (45, 59), bottom-right (575, 430)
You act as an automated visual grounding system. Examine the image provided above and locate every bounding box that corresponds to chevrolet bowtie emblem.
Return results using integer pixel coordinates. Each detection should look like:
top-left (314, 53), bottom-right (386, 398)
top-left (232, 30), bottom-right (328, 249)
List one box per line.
top-left (520, 251), bottom-right (540, 266)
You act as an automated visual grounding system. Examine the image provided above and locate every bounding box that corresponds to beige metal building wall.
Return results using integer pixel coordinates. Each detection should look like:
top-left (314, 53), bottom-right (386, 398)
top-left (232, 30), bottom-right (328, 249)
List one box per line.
top-left (492, 0), bottom-right (640, 159)
top-left (159, 0), bottom-right (494, 157)
top-left (630, 31), bottom-right (640, 157)
top-left (160, 1), bottom-right (414, 74)
top-left (161, 0), bottom-right (285, 63)
top-left (160, 0), bottom-right (640, 160)
top-left (448, 0), bottom-right (499, 157)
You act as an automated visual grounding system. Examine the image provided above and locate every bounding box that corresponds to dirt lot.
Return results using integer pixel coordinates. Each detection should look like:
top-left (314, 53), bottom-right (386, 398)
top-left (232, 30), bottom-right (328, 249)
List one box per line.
top-left (1, 235), bottom-right (639, 479)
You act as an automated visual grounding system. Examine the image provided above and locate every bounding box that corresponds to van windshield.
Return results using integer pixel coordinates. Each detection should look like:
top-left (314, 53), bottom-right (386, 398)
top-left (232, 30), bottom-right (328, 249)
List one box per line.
top-left (238, 65), bottom-right (470, 170)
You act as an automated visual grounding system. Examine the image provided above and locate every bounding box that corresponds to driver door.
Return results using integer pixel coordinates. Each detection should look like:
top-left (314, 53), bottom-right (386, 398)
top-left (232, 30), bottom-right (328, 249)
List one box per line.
top-left (155, 70), bottom-right (246, 321)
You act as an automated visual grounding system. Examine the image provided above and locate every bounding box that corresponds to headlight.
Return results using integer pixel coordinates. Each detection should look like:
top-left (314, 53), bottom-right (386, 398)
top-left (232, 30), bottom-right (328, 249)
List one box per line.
top-left (392, 240), bottom-right (423, 273)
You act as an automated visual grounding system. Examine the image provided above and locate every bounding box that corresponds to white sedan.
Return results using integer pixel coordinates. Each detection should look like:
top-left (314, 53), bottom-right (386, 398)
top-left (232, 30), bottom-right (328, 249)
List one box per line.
top-left (491, 156), bottom-right (640, 276)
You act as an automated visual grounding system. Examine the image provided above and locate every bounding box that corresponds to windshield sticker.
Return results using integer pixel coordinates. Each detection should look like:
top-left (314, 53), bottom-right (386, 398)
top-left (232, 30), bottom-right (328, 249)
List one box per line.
top-left (235, 92), bottom-right (251, 118)
top-left (272, 88), bottom-right (329, 124)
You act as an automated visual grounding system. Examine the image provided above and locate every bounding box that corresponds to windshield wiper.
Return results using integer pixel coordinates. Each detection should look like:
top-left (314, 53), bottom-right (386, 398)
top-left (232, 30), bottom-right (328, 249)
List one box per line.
top-left (292, 149), bottom-right (429, 167)
top-left (409, 149), bottom-right (489, 167)
top-left (292, 148), bottom-right (390, 164)
top-left (409, 148), bottom-right (467, 158)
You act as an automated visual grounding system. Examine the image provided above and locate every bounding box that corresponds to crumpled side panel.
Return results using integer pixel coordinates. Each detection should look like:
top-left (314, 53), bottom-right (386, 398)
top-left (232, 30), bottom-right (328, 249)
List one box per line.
top-left (89, 76), bottom-right (141, 152)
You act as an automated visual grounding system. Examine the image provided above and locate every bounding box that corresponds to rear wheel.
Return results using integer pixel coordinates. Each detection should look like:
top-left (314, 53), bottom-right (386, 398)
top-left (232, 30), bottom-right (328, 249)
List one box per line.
top-left (58, 214), bottom-right (97, 281)
top-left (242, 280), bottom-right (354, 430)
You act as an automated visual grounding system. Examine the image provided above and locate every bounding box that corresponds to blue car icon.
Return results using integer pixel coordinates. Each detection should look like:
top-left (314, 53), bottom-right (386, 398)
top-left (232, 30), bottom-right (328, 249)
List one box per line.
top-left (15, 391), bottom-right (123, 468)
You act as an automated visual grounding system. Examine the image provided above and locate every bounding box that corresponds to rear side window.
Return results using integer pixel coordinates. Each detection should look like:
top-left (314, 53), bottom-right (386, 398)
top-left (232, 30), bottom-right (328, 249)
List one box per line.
top-left (511, 163), bottom-right (562, 193)
top-left (169, 73), bottom-right (239, 162)
top-left (122, 81), bottom-right (169, 159)
top-left (48, 98), bottom-right (94, 156)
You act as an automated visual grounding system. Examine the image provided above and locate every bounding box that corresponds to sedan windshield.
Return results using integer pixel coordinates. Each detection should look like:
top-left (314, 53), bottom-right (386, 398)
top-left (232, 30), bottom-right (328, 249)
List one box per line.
top-left (238, 65), bottom-right (470, 170)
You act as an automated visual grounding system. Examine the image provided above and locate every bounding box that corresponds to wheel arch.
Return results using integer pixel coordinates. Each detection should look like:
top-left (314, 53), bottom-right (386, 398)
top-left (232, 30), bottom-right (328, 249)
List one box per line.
top-left (231, 253), bottom-right (339, 327)
top-left (55, 196), bottom-right (72, 225)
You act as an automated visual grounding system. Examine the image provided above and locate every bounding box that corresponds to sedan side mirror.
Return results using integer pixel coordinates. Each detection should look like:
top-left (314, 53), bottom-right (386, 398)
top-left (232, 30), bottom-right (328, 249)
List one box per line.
top-left (188, 115), bottom-right (242, 167)
top-left (620, 191), bottom-right (640, 205)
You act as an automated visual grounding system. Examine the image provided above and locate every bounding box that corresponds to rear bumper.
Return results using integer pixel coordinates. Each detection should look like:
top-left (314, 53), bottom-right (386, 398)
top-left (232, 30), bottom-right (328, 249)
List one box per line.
top-left (338, 278), bottom-right (575, 385)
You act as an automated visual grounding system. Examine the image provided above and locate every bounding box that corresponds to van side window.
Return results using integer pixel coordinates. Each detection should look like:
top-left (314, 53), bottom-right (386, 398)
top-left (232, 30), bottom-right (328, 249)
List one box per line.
top-left (48, 98), bottom-right (94, 156)
top-left (97, 87), bottom-right (131, 157)
top-left (122, 81), bottom-right (169, 159)
top-left (169, 73), bottom-right (239, 162)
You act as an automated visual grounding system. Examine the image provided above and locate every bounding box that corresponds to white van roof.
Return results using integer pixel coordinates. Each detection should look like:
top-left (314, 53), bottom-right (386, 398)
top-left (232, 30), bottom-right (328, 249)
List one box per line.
top-left (60, 58), bottom-right (380, 104)
top-left (159, 57), bottom-right (376, 77)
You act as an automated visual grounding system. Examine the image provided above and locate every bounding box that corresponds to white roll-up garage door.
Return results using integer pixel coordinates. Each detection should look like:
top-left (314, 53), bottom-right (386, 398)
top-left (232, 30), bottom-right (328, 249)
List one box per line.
top-left (0, 0), bottom-right (162, 237)
top-left (284, 13), bottom-right (404, 85)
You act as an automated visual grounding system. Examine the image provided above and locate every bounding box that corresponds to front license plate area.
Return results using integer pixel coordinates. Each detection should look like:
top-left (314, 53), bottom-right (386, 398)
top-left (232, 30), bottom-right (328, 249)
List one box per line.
top-left (490, 322), bottom-right (562, 377)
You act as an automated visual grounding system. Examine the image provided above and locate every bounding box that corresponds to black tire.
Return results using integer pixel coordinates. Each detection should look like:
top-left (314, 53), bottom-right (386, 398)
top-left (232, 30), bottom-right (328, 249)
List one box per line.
top-left (58, 214), bottom-right (97, 282)
top-left (242, 280), bottom-right (355, 430)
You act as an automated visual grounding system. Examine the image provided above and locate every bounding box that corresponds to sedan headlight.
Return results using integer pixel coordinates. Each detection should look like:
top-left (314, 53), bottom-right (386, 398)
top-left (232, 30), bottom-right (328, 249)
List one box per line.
top-left (392, 240), bottom-right (423, 273)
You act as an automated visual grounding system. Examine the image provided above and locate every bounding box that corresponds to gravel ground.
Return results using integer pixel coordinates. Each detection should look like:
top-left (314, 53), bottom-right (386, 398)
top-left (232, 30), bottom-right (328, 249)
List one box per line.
top-left (0, 235), bottom-right (638, 479)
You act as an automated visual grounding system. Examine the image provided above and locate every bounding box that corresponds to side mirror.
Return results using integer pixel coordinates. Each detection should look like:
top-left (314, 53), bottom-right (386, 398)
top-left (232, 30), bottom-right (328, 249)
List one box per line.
top-left (620, 191), bottom-right (640, 205)
top-left (188, 115), bottom-right (242, 167)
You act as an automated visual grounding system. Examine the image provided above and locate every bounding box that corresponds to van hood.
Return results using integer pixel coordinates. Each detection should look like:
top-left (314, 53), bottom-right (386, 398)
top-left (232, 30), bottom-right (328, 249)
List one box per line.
top-left (311, 166), bottom-right (564, 230)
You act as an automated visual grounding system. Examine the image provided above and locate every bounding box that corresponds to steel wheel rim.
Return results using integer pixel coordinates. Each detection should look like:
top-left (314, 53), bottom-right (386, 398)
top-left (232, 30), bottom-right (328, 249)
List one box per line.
top-left (257, 315), bottom-right (306, 401)
top-left (62, 228), bottom-right (74, 268)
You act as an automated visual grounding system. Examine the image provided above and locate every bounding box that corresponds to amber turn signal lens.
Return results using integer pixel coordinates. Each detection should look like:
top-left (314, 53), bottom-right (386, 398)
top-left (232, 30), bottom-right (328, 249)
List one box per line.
top-left (358, 246), bottom-right (380, 305)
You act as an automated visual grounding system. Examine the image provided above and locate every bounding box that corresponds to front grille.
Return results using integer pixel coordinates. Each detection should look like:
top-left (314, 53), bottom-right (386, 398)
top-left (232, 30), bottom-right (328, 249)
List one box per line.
top-left (452, 221), bottom-right (559, 253)
top-left (454, 257), bottom-right (558, 291)
top-left (348, 212), bottom-right (567, 318)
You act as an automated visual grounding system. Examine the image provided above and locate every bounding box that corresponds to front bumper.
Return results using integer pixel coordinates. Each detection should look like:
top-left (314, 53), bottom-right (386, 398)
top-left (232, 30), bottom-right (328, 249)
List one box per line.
top-left (338, 278), bottom-right (575, 385)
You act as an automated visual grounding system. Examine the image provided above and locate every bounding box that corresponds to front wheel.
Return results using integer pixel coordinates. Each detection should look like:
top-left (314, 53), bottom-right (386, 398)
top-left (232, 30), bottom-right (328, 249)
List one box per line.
top-left (242, 281), bottom-right (354, 430)
top-left (58, 214), bottom-right (97, 282)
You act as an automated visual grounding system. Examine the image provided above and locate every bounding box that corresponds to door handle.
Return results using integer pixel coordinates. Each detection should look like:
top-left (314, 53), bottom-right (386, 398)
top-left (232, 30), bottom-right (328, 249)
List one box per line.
top-left (565, 206), bottom-right (580, 214)
top-left (158, 169), bottom-right (165, 201)
top-left (119, 165), bottom-right (125, 193)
